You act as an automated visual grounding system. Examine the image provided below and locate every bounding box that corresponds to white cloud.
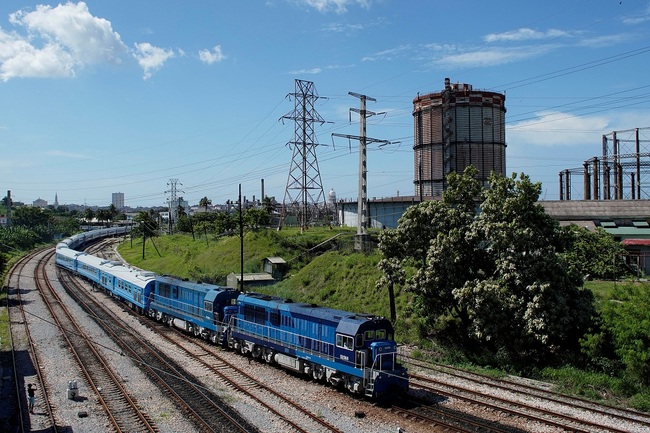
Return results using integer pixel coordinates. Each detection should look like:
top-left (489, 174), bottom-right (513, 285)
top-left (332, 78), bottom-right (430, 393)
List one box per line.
top-left (434, 46), bottom-right (552, 68)
top-left (622, 4), bottom-right (650, 25)
top-left (297, 0), bottom-right (371, 14)
top-left (508, 111), bottom-right (610, 147)
top-left (289, 67), bottom-right (322, 74)
top-left (133, 42), bottom-right (175, 80)
top-left (484, 28), bottom-right (570, 43)
top-left (199, 45), bottom-right (226, 64)
top-left (362, 44), bottom-right (411, 62)
top-left (47, 150), bottom-right (92, 159)
top-left (0, 2), bottom-right (127, 81)
top-left (577, 33), bottom-right (631, 48)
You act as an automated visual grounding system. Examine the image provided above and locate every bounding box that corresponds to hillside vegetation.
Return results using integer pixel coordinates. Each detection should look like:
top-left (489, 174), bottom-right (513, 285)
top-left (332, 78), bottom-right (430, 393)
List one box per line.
top-left (116, 227), bottom-right (421, 340)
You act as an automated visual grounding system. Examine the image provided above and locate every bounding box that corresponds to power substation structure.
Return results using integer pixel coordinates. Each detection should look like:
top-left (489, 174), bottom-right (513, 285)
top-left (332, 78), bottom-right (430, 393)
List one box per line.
top-left (559, 127), bottom-right (650, 200)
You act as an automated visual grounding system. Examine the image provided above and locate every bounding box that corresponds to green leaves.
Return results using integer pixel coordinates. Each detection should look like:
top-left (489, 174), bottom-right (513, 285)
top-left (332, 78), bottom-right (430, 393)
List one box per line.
top-left (378, 168), bottom-right (595, 367)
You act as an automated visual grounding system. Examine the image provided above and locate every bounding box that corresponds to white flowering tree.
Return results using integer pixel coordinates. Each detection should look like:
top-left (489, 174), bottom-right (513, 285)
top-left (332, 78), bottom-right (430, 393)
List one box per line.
top-left (379, 168), bottom-right (595, 367)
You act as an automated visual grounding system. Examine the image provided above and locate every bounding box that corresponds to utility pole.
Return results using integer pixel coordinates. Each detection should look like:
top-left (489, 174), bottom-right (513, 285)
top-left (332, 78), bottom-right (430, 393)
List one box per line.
top-left (6, 190), bottom-right (11, 228)
top-left (333, 92), bottom-right (393, 252)
top-left (279, 79), bottom-right (329, 232)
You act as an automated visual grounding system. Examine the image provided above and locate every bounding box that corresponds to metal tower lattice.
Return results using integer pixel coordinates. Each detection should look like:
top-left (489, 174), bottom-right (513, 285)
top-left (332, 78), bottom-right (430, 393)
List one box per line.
top-left (279, 79), bottom-right (327, 230)
top-left (165, 178), bottom-right (183, 232)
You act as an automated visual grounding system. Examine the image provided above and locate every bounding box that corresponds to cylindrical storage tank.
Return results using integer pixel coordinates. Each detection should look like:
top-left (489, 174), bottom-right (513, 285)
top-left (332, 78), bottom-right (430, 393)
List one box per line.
top-left (413, 79), bottom-right (506, 197)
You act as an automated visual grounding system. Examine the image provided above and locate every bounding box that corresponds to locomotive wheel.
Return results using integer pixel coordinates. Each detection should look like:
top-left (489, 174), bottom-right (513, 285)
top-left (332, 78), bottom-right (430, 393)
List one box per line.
top-left (312, 366), bottom-right (325, 381)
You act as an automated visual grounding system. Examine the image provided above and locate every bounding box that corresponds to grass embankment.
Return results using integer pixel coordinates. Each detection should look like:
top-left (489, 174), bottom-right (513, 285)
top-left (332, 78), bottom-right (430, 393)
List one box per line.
top-left (118, 228), bottom-right (649, 411)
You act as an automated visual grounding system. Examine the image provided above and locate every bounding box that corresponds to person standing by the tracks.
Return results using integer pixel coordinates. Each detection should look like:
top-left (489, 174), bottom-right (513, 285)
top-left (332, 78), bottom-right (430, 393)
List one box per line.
top-left (27, 383), bottom-right (36, 414)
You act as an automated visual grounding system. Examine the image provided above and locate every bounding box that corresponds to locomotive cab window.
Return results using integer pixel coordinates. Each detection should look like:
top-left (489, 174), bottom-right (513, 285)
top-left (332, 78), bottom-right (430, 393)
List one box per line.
top-left (364, 330), bottom-right (375, 341)
top-left (204, 301), bottom-right (213, 312)
top-left (336, 334), bottom-right (354, 350)
top-left (376, 329), bottom-right (386, 339)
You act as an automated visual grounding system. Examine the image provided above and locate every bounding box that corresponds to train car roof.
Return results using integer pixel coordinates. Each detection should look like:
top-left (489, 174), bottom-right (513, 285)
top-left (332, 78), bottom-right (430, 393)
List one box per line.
top-left (56, 246), bottom-right (81, 257)
top-left (76, 251), bottom-right (108, 268)
top-left (101, 261), bottom-right (156, 286)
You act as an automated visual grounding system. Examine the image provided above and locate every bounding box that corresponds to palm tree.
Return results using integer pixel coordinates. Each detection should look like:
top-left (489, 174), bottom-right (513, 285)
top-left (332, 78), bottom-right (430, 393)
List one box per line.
top-left (84, 207), bottom-right (95, 223)
top-left (199, 196), bottom-right (212, 212)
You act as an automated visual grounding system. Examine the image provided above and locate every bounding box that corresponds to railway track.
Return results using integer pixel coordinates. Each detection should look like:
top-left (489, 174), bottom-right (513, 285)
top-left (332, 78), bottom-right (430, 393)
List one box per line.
top-left (35, 250), bottom-right (160, 433)
top-left (404, 355), bottom-right (650, 433)
top-left (57, 266), bottom-right (259, 433)
top-left (59, 266), bottom-right (347, 433)
top-left (4, 249), bottom-right (59, 433)
top-left (158, 325), bottom-right (349, 433)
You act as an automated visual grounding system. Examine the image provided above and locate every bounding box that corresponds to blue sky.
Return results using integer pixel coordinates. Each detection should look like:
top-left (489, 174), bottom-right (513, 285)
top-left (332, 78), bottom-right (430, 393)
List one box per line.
top-left (1, 0), bottom-right (649, 208)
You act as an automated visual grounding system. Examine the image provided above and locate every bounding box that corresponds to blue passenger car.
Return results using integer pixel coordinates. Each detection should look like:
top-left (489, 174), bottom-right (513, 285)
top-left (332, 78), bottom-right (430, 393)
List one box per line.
top-left (75, 253), bottom-right (105, 284)
top-left (98, 261), bottom-right (156, 314)
top-left (151, 276), bottom-right (239, 343)
top-left (229, 292), bottom-right (408, 398)
top-left (55, 246), bottom-right (80, 272)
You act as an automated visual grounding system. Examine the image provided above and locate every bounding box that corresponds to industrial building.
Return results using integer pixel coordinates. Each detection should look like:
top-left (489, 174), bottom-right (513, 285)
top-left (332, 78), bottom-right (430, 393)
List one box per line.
top-left (413, 78), bottom-right (506, 197)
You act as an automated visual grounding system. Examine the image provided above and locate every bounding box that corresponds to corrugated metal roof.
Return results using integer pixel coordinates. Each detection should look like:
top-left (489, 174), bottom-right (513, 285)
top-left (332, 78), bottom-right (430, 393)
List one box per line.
top-left (264, 257), bottom-right (286, 264)
top-left (623, 239), bottom-right (650, 246)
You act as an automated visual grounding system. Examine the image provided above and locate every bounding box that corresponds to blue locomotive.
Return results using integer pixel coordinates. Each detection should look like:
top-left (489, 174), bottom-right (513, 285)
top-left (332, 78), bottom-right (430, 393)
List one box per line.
top-left (227, 292), bottom-right (408, 398)
top-left (55, 228), bottom-right (409, 399)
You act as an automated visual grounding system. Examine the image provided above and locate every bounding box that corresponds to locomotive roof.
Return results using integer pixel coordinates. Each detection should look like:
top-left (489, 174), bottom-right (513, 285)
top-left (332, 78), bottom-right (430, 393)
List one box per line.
top-left (157, 274), bottom-right (226, 294)
top-left (238, 292), bottom-right (389, 331)
top-left (336, 315), bottom-right (394, 336)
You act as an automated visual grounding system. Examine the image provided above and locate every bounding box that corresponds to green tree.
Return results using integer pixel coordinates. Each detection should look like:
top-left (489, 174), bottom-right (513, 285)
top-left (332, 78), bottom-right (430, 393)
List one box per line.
top-left (12, 206), bottom-right (52, 229)
top-left (108, 204), bottom-right (119, 222)
top-left (379, 168), bottom-right (595, 367)
top-left (583, 284), bottom-right (650, 386)
top-left (199, 196), bottom-right (212, 212)
top-left (560, 225), bottom-right (628, 280)
top-left (133, 211), bottom-right (158, 238)
top-left (244, 208), bottom-right (271, 228)
top-left (84, 207), bottom-right (95, 224)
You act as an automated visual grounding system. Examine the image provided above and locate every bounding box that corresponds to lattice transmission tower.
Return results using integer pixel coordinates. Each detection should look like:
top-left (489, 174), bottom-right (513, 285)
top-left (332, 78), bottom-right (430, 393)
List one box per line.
top-left (279, 79), bottom-right (328, 231)
top-left (165, 178), bottom-right (183, 233)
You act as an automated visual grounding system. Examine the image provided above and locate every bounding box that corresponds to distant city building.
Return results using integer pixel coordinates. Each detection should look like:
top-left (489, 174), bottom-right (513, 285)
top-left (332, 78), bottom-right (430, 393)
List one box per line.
top-left (112, 192), bottom-right (125, 209)
top-left (33, 198), bottom-right (47, 208)
top-left (54, 193), bottom-right (59, 209)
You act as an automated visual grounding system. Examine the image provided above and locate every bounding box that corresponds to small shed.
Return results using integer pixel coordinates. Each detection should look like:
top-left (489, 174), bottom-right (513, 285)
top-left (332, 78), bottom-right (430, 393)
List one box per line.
top-left (262, 256), bottom-right (287, 280)
top-left (621, 239), bottom-right (650, 276)
top-left (227, 272), bottom-right (276, 290)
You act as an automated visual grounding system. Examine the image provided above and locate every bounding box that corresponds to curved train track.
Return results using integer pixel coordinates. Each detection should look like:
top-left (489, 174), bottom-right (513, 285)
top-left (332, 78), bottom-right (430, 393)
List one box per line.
top-left (55, 257), bottom-right (259, 433)
top-left (5, 249), bottom-right (58, 432)
top-left (36, 249), bottom-right (160, 433)
top-left (8, 240), bottom-right (650, 433)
